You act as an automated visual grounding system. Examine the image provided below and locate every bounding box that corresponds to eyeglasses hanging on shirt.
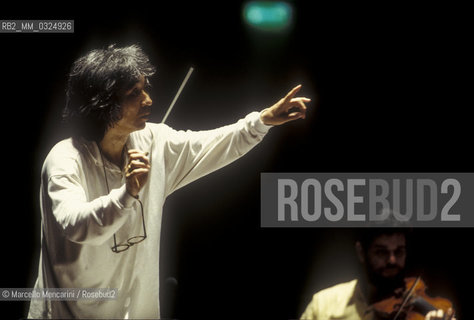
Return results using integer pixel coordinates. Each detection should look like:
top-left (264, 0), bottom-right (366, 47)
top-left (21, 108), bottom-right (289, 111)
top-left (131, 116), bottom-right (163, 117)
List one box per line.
top-left (99, 148), bottom-right (147, 253)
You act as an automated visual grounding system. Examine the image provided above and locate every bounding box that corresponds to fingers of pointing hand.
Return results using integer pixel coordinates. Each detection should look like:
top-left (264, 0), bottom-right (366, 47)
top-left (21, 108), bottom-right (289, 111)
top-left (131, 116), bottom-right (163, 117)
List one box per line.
top-left (287, 112), bottom-right (305, 121)
top-left (285, 84), bottom-right (302, 101)
top-left (290, 97), bottom-right (310, 110)
top-left (288, 97), bottom-right (311, 119)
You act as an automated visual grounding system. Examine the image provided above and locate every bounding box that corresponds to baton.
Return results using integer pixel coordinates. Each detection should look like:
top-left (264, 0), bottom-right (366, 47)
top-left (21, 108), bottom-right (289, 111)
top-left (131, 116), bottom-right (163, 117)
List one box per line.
top-left (161, 67), bottom-right (194, 123)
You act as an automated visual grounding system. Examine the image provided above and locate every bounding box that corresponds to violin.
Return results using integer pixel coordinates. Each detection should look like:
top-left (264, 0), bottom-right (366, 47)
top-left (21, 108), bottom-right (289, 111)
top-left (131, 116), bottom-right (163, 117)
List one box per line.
top-left (371, 276), bottom-right (455, 320)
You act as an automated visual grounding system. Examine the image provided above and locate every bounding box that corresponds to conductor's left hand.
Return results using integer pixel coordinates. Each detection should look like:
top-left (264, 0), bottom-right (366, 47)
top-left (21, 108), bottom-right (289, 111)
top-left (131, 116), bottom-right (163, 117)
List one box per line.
top-left (125, 149), bottom-right (150, 197)
top-left (260, 84), bottom-right (311, 126)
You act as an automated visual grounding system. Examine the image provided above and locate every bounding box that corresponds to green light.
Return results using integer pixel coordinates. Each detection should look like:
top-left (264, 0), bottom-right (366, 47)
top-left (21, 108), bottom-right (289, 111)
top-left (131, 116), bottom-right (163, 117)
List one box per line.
top-left (243, 1), bottom-right (293, 31)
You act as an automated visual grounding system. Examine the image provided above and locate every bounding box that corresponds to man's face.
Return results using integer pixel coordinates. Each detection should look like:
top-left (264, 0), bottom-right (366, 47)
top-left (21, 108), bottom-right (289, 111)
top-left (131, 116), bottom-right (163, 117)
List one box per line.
top-left (366, 233), bottom-right (406, 279)
top-left (114, 76), bottom-right (153, 133)
top-left (357, 233), bottom-right (407, 289)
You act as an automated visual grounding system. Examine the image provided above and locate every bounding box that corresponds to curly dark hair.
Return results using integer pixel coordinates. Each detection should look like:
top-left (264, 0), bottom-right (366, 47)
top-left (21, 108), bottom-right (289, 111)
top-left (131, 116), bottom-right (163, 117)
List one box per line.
top-left (62, 44), bottom-right (156, 141)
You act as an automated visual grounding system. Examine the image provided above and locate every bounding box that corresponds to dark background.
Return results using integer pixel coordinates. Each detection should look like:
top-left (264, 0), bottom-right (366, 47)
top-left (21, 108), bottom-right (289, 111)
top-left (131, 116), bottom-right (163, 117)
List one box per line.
top-left (1, 2), bottom-right (471, 319)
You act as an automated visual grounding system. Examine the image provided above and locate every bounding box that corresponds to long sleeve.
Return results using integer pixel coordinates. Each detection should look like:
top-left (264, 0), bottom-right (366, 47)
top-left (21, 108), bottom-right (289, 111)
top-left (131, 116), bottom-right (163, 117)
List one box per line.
top-left (40, 139), bottom-right (139, 246)
top-left (44, 173), bottom-right (137, 246)
top-left (159, 111), bottom-right (272, 196)
top-left (299, 280), bottom-right (363, 320)
top-left (300, 299), bottom-right (318, 320)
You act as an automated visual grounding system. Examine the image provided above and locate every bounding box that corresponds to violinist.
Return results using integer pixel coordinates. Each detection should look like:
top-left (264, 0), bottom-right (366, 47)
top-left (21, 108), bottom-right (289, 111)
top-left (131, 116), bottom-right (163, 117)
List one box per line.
top-left (299, 228), bottom-right (456, 320)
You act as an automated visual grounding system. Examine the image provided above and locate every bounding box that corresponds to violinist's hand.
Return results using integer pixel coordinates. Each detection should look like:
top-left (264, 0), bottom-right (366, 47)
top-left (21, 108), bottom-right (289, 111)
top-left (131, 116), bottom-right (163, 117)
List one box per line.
top-left (425, 308), bottom-right (456, 320)
top-left (260, 84), bottom-right (311, 126)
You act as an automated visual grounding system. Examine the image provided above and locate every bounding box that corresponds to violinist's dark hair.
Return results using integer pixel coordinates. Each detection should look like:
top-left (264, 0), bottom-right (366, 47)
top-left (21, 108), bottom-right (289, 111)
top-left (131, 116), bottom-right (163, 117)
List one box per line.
top-left (62, 44), bottom-right (156, 141)
top-left (356, 228), bottom-right (412, 251)
top-left (356, 210), bottom-right (413, 250)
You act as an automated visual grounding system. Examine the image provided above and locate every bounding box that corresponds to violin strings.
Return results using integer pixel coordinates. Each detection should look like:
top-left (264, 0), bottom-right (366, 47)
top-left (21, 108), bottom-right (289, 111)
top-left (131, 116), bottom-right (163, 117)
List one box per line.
top-left (392, 276), bottom-right (421, 320)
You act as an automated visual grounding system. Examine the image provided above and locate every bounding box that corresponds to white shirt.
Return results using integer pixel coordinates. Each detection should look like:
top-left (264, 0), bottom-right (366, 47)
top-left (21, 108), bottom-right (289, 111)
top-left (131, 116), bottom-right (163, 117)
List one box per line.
top-left (28, 112), bottom-right (271, 319)
top-left (300, 279), bottom-right (371, 320)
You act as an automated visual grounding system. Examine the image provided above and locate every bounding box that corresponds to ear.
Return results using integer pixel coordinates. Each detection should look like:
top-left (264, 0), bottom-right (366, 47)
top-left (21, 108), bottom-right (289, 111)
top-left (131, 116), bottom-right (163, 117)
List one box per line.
top-left (355, 241), bottom-right (365, 263)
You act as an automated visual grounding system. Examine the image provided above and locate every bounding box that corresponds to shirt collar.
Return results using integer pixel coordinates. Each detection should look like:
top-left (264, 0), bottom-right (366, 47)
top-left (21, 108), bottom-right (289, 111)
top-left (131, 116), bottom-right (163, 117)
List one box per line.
top-left (75, 137), bottom-right (133, 173)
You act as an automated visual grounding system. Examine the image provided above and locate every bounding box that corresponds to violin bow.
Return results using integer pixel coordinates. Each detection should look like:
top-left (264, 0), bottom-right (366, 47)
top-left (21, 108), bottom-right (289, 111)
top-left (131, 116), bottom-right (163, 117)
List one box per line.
top-left (161, 67), bottom-right (194, 124)
top-left (392, 276), bottom-right (421, 320)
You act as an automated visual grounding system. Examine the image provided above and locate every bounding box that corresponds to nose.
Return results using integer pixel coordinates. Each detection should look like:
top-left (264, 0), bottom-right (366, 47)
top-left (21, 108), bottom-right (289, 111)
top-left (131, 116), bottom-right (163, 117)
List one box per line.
top-left (142, 91), bottom-right (153, 107)
top-left (388, 252), bottom-right (397, 264)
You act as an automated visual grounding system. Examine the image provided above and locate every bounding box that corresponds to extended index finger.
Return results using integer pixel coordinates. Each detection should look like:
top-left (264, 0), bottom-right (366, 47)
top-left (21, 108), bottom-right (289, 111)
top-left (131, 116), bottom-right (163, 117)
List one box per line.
top-left (284, 84), bottom-right (302, 101)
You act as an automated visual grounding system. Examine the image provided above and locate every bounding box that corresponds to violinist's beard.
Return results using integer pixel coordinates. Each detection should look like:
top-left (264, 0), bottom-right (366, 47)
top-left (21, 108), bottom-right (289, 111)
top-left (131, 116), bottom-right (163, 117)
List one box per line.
top-left (367, 265), bottom-right (406, 298)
